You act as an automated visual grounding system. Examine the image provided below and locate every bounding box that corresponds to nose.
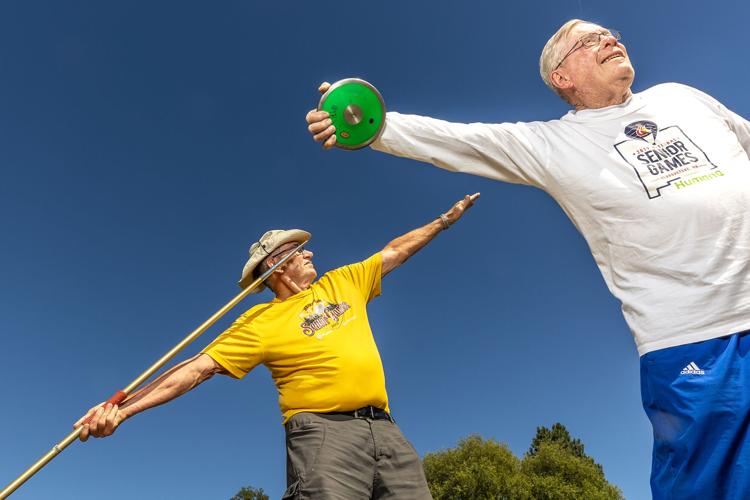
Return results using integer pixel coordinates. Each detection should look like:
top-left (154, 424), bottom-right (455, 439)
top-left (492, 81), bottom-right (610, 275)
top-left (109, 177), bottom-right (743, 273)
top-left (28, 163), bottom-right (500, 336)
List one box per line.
top-left (303, 249), bottom-right (313, 258)
top-left (601, 33), bottom-right (619, 48)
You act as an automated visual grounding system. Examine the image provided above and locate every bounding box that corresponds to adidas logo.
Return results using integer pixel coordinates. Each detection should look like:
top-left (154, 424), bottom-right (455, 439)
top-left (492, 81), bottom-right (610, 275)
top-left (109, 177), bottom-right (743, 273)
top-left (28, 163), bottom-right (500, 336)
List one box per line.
top-left (680, 362), bottom-right (705, 375)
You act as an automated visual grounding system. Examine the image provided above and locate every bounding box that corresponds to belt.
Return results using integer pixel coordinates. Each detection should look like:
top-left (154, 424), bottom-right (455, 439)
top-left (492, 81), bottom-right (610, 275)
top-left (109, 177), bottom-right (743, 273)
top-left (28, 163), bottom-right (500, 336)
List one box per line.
top-left (321, 405), bottom-right (393, 422)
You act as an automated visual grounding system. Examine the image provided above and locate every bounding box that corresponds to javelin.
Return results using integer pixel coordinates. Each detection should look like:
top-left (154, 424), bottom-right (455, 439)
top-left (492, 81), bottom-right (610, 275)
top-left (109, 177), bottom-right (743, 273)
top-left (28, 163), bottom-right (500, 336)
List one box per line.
top-left (0, 240), bottom-right (309, 499)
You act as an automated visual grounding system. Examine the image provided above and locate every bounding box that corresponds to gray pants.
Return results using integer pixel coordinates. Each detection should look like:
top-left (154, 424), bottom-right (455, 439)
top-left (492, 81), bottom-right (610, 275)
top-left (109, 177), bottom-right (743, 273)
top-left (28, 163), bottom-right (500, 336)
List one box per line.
top-left (282, 412), bottom-right (432, 500)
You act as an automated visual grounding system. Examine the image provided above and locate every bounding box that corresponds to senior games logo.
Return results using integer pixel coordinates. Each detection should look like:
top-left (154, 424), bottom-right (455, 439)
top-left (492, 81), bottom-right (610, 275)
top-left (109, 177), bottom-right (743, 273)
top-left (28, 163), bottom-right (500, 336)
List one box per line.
top-left (615, 121), bottom-right (723, 199)
top-left (625, 120), bottom-right (658, 144)
top-left (299, 299), bottom-right (353, 339)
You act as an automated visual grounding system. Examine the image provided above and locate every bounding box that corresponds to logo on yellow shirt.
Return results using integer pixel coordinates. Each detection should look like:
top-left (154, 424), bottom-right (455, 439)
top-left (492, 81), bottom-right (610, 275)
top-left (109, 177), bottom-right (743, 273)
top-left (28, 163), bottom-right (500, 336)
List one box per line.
top-left (299, 299), bottom-right (353, 338)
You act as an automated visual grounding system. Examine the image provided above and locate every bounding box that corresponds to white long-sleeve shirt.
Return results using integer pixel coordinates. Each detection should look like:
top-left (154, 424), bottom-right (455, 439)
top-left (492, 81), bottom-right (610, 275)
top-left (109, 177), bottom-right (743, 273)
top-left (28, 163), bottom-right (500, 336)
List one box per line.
top-left (372, 83), bottom-right (750, 355)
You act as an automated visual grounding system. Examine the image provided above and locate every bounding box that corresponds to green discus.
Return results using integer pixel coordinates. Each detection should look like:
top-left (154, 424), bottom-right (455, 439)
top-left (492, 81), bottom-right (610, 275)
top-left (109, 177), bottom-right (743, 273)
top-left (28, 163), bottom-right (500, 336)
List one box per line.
top-left (318, 78), bottom-right (386, 150)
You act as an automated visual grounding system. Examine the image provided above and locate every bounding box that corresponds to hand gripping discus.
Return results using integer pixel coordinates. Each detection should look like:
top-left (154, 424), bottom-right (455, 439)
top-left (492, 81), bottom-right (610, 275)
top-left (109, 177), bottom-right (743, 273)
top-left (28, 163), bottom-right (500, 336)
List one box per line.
top-left (0, 239), bottom-right (309, 499)
top-left (318, 78), bottom-right (385, 150)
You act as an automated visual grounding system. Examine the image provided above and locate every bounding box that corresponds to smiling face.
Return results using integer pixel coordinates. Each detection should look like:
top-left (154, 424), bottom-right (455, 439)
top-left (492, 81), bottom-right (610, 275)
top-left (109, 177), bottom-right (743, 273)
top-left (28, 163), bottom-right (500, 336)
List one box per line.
top-left (549, 22), bottom-right (635, 109)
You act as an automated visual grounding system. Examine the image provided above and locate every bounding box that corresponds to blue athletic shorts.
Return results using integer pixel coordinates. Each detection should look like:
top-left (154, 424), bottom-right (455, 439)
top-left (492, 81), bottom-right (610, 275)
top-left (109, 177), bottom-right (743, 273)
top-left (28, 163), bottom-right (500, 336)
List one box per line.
top-left (641, 331), bottom-right (750, 499)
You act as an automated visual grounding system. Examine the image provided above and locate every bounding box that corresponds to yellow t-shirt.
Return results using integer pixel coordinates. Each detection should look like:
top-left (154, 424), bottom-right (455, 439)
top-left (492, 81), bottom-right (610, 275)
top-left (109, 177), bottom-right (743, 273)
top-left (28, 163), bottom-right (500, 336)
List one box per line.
top-left (202, 253), bottom-right (388, 423)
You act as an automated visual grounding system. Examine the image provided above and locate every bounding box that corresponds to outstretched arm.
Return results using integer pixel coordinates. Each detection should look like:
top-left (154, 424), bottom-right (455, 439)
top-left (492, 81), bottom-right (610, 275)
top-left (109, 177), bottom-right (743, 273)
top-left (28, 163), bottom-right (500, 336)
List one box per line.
top-left (75, 353), bottom-right (225, 441)
top-left (380, 193), bottom-right (480, 276)
top-left (306, 82), bottom-right (547, 188)
top-left (370, 113), bottom-right (546, 187)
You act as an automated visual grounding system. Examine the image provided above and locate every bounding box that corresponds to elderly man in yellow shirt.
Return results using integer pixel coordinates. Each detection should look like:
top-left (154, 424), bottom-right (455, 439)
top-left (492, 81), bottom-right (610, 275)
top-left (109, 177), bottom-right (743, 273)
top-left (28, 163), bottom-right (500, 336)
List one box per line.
top-left (75, 193), bottom-right (479, 500)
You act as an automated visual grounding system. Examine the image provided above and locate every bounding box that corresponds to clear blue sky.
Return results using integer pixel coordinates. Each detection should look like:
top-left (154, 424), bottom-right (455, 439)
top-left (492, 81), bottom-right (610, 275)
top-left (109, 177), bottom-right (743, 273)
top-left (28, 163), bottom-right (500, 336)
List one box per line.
top-left (1, 2), bottom-right (748, 499)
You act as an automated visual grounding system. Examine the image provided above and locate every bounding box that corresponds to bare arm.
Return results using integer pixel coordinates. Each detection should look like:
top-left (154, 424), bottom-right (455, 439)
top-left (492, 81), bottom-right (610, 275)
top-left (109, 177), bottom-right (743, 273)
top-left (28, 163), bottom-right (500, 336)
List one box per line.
top-left (381, 193), bottom-right (479, 276)
top-left (75, 353), bottom-right (224, 441)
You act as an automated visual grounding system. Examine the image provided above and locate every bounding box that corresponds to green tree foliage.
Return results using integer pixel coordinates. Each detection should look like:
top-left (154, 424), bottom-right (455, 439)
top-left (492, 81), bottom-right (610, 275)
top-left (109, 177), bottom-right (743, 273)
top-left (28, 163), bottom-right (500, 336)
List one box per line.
top-left (527, 422), bottom-right (601, 472)
top-left (528, 423), bottom-right (586, 460)
top-left (523, 442), bottom-right (623, 500)
top-left (423, 435), bottom-right (530, 499)
top-left (230, 486), bottom-right (269, 500)
top-left (424, 424), bottom-right (624, 500)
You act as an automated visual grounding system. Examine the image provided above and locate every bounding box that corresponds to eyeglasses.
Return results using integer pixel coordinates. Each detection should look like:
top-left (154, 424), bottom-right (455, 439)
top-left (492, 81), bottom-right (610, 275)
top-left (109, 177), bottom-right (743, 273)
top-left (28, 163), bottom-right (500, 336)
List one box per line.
top-left (269, 245), bottom-right (305, 261)
top-left (554, 29), bottom-right (621, 70)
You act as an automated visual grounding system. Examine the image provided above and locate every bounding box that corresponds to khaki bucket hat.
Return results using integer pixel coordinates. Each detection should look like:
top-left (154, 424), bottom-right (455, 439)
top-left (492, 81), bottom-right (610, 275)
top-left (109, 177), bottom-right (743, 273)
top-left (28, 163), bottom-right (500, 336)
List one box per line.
top-left (238, 229), bottom-right (311, 291)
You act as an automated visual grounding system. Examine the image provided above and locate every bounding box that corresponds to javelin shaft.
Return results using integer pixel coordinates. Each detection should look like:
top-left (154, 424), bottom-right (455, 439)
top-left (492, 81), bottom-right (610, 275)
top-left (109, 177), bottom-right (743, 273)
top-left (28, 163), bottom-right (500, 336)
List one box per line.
top-left (122, 266), bottom-right (269, 393)
top-left (0, 241), bottom-right (307, 499)
top-left (0, 429), bottom-right (81, 499)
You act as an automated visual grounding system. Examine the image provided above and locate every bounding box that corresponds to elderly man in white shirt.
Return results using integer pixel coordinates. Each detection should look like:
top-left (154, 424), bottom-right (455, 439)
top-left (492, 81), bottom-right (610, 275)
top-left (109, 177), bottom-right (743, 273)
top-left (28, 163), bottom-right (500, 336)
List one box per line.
top-left (306, 18), bottom-right (750, 500)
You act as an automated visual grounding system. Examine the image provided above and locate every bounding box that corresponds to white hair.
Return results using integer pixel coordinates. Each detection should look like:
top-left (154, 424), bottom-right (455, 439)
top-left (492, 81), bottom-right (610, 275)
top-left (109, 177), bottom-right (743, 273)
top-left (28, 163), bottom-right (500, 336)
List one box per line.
top-left (539, 19), bottom-right (586, 98)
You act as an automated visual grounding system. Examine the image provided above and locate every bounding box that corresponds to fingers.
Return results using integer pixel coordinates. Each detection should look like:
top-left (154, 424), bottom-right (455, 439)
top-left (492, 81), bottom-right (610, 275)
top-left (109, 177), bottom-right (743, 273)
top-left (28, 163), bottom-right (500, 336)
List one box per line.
top-left (305, 109), bottom-right (329, 125)
top-left (88, 405), bottom-right (108, 438)
top-left (77, 403), bottom-right (122, 441)
top-left (306, 108), bottom-right (336, 146)
top-left (444, 192), bottom-right (481, 226)
top-left (306, 82), bottom-right (335, 149)
top-left (307, 116), bottom-right (332, 134)
top-left (457, 192), bottom-right (480, 209)
top-left (323, 133), bottom-right (337, 149)
top-left (74, 403), bottom-right (100, 427)
top-left (77, 405), bottom-right (105, 442)
top-left (312, 124), bottom-right (336, 143)
top-left (75, 401), bottom-right (104, 441)
top-left (103, 404), bottom-right (120, 436)
top-left (307, 82), bottom-right (335, 150)
top-left (463, 192), bottom-right (480, 208)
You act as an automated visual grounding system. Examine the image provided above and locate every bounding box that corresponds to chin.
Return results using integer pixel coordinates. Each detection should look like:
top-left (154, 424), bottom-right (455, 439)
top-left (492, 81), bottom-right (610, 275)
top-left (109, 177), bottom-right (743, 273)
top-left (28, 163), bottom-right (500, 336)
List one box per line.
top-left (618, 61), bottom-right (635, 81)
top-left (608, 67), bottom-right (634, 93)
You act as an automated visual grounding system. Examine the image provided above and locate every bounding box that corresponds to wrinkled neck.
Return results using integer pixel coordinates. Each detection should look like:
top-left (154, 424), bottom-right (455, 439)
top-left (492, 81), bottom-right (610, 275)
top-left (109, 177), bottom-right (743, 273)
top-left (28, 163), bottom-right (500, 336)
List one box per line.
top-left (574, 87), bottom-right (632, 111)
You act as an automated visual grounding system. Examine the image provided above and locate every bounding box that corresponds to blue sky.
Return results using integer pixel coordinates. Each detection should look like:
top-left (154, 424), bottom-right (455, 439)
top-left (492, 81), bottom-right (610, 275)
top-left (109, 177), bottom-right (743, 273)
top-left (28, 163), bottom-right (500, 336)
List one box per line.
top-left (1, 1), bottom-right (748, 499)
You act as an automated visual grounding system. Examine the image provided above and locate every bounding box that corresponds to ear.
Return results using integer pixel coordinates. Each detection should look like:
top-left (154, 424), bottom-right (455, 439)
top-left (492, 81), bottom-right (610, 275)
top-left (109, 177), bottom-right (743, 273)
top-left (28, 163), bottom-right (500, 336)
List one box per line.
top-left (263, 257), bottom-right (281, 273)
top-left (550, 69), bottom-right (574, 91)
